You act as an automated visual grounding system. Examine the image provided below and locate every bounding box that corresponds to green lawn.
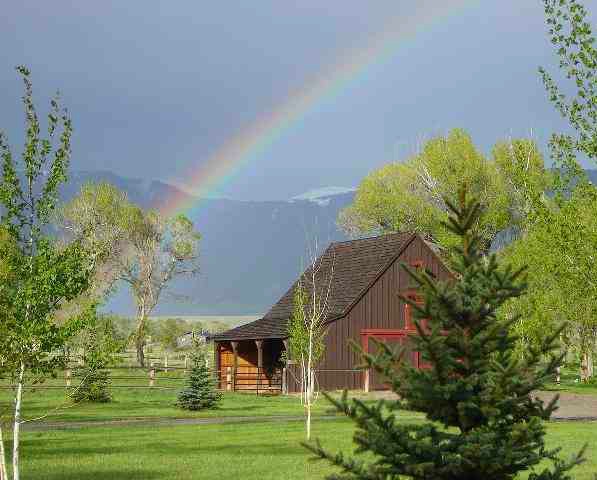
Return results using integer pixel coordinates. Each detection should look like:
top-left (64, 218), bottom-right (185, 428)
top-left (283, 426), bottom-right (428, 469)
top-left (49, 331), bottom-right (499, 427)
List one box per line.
top-left (10, 418), bottom-right (597, 480)
top-left (0, 387), bottom-right (340, 424)
top-left (2, 383), bottom-right (597, 479)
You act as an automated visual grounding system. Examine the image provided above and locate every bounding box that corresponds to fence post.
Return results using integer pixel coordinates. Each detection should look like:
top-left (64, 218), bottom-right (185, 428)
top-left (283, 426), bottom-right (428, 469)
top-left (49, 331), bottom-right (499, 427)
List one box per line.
top-left (282, 367), bottom-right (287, 395)
top-left (226, 366), bottom-right (232, 391)
top-left (164, 355), bottom-right (168, 373)
top-left (184, 355), bottom-right (189, 373)
top-left (149, 367), bottom-right (156, 387)
top-left (556, 366), bottom-right (561, 385)
top-left (363, 368), bottom-right (370, 393)
top-left (65, 368), bottom-right (72, 388)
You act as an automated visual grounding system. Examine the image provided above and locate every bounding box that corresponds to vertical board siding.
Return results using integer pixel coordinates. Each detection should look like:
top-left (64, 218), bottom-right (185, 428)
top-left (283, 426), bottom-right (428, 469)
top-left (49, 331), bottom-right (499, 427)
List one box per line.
top-left (318, 236), bottom-right (451, 391)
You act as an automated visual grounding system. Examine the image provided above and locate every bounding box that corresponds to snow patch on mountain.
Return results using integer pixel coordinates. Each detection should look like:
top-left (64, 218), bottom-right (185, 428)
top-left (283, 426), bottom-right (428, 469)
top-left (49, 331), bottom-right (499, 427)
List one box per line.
top-left (290, 187), bottom-right (356, 206)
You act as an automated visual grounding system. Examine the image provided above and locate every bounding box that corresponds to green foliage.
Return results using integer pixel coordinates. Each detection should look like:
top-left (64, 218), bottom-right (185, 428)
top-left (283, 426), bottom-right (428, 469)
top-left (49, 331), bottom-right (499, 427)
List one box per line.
top-left (68, 310), bottom-right (121, 404)
top-left (0, 66), bottom-right (92, 381)
top-left (308, 188), bottom-right (583, 480)
top-left (540, 0), bottom-right (597, 186)
top-left (338, 129), bottom-right (551, 252)
top-left (63, 182), bottom-right (201, 367)
top-left (287, 283), bottom-right (325, 366)
top-left (152, 317), bottom-right (197, 351)
top-left (503, 183), bottom-right (597, 361)
top-left (71, 367), bottom-right (111, 403)
top-left (177, 348), bottom-right (221, 411)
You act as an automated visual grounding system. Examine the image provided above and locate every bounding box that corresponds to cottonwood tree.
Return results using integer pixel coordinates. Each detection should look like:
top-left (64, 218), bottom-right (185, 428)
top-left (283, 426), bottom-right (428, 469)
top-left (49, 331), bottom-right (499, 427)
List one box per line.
top-left (62, 183), bottom-right (201, 367)
top-left (60, 182), bottom-right (141, 301)
top-left (503, 183), bottom-right (597, 381)
top-left (118, 212), bottom-right (200, 367)
top-left (308, 188), bottom-right (583, 480)
top-left (0, 67), bottom-right (93, 480)
top-left (338, 129), bottom-right (551, 251)
top-left (287, 239), bottom-right (334, 440)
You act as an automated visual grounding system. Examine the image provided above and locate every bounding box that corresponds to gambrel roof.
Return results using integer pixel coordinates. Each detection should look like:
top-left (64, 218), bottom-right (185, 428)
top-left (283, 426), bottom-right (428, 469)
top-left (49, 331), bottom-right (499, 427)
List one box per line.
top-left (213, 232), bottom-right (425, 341)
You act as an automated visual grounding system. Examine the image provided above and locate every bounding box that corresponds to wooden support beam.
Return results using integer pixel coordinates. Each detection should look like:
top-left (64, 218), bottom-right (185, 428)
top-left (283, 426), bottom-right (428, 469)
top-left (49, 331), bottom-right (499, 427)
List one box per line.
top-left (255, 340), bottom-right (264, 368)
top-left (255, 340), bottom-right (264, 396)
top-left (231, 341), bottom-right (239, 392)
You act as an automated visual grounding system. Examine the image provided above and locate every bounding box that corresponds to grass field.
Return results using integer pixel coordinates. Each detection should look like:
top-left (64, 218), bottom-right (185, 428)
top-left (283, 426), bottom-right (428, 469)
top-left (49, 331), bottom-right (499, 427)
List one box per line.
top-left (2, 377), bottom-right (597, 479)
top-left (11, 417), bottom-right (597, 480)
top-left (0, 388), bottom-right (340, 424)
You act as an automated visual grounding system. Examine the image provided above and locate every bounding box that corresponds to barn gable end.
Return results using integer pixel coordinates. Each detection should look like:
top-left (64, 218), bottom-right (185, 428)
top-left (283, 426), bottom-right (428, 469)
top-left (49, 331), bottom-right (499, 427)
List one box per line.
top-left (212, 232), bottom-right (453, 393)
top-left (317, 235), bottom-right (452, 390)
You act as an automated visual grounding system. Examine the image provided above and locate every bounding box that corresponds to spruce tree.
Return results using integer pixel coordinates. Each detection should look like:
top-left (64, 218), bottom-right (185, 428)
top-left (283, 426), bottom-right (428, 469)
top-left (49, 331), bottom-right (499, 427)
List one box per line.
top-left (307, 188), bottom-right (584, 480)
top-left (177, 348), bottom-right (221, 411)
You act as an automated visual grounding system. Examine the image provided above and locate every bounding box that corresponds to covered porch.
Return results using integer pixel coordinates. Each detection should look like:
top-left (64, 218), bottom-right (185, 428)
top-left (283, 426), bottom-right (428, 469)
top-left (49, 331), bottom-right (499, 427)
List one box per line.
top-left (214, 337), bottom-right (288, 394)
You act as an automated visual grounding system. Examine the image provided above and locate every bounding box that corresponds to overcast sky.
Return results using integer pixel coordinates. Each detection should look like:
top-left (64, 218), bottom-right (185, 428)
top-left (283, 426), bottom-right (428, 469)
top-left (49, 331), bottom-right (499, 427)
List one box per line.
top-left (0, 1), bottom-right (586, 200)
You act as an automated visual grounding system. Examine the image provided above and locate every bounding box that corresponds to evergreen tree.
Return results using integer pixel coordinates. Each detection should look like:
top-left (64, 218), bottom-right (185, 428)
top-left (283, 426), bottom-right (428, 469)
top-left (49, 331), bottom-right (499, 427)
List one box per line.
top-left (70, 311), bottom-right (120, 403)
top-left (177, 348), bottom-right (221, 411)
top-left (307, 188), bottom-right (584, 480)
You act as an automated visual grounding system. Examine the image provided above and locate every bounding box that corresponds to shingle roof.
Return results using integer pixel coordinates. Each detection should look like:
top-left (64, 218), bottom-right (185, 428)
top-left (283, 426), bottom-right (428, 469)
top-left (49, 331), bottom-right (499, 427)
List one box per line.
top-left (212, 232), bottom-right (416, 342)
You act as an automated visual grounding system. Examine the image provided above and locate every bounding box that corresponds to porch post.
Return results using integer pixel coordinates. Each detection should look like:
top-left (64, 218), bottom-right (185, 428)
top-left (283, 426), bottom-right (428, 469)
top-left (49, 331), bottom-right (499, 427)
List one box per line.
top-left (231, 341), bottom-right (239, 392)
top-left (283, 339), bottom-right (290, 360)
top-left (214, 343), bottom-right (221, 389)
top-left (255, 340), bottom-right (264, 395)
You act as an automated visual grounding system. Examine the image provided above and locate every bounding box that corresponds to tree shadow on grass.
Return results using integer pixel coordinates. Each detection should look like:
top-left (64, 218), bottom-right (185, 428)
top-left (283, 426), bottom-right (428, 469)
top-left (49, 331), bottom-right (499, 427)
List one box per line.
top-left (27, 469), bottom-right (164, 480)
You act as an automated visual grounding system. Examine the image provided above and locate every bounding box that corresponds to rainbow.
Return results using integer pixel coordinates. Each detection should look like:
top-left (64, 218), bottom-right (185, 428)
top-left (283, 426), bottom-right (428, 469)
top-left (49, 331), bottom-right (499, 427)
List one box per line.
top-left (162, 0), bottom-right (477, 215)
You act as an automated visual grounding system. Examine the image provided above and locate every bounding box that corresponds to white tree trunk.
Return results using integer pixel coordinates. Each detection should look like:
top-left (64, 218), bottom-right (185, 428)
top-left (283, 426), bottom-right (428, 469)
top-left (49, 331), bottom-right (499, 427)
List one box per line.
top-left (588, 350), bottom-right (594, 378)
top-left (12, 362), bottom-right (25, 480)
top-left (306, 399), bottom-right (312, 441)
top-left (0, 422), bottom-right (8, 480)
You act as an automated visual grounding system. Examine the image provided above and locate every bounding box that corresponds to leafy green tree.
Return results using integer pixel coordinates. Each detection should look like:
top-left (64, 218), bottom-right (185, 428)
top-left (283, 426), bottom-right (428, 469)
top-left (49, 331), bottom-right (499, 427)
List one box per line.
top-left (119, 212), bottom-right (201, 367)
top-left (287, 238), bottom-right (335, 441)
top-left (540, 0), bottom-right (597, 186)
top-left (60, 182), bottom-right (141, 300)
top-left (153, 317), bottom-right (196, 351)
top-left (0, 67), bottom-right (93, 480)
top-left (62, 183), bottom-right (202, 367)
top-left (177, 346), bottom-right (221, 411)
top-left (338, 129), bottom-right (551, 251)
top-left (308, 188), bottom-right (582, 480)
top-left (503, 183), bottom-right (597, 380)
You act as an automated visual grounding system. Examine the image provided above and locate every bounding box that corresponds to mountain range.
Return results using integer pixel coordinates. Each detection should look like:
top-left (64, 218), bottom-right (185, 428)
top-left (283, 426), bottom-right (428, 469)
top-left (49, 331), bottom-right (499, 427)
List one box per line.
top-left (61, 171), bottom-right (355, 316)
top-left (62, 169), bottom-right (597, 317)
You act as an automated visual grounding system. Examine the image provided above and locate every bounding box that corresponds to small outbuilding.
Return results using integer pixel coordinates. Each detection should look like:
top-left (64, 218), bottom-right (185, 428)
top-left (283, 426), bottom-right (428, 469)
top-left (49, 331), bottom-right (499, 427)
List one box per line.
top-left (211, 232), bottom-right (453, 393)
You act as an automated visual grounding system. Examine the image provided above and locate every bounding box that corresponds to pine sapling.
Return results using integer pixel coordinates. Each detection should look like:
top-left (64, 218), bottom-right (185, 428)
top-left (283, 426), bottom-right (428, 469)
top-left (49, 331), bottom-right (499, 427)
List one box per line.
top-left (177, 348), bottom-right (221, 411)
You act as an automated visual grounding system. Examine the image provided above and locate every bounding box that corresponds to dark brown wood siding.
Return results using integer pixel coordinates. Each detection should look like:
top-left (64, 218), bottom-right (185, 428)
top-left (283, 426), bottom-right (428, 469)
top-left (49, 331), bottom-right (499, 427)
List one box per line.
top-left (316, 236), bottom-right (451, 391)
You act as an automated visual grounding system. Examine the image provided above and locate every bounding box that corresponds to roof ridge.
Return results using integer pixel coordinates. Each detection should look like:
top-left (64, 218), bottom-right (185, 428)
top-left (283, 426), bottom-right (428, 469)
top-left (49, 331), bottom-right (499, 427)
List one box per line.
top-left (330, 231), bottom-right (413, 247)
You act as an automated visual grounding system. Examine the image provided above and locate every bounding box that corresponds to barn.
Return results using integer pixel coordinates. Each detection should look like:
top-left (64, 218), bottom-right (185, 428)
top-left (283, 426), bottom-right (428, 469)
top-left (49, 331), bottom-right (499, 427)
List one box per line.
top-left (211, 232), bottom-right (452, 393)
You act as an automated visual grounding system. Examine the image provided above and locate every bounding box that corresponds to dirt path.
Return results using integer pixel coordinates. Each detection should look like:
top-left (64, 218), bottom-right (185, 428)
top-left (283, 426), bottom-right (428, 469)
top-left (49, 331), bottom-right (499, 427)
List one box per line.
top-left (533, 391), bottom-right (597, 421)
top-left (20, 415), bottom-right (340, 432)
top-left (20, 391), bottom-right (597, 432)
top-left (359, 390), bottom-right (597, 421)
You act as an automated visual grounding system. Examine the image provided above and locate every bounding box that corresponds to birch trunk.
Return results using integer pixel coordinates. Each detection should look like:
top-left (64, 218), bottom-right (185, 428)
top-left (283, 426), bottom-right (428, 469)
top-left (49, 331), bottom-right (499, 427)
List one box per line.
top-left (580, 352), bottom-right (590, 382)
top-left (0, 421), bottom-right (8, 480)
top-left (12, 362), bottom-right (25, 480)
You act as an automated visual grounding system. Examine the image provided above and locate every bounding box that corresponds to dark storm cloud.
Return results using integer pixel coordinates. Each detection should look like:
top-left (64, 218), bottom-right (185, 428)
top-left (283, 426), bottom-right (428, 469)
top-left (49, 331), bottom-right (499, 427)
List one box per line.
top-left (0, 1), bottom-right (586, 200)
